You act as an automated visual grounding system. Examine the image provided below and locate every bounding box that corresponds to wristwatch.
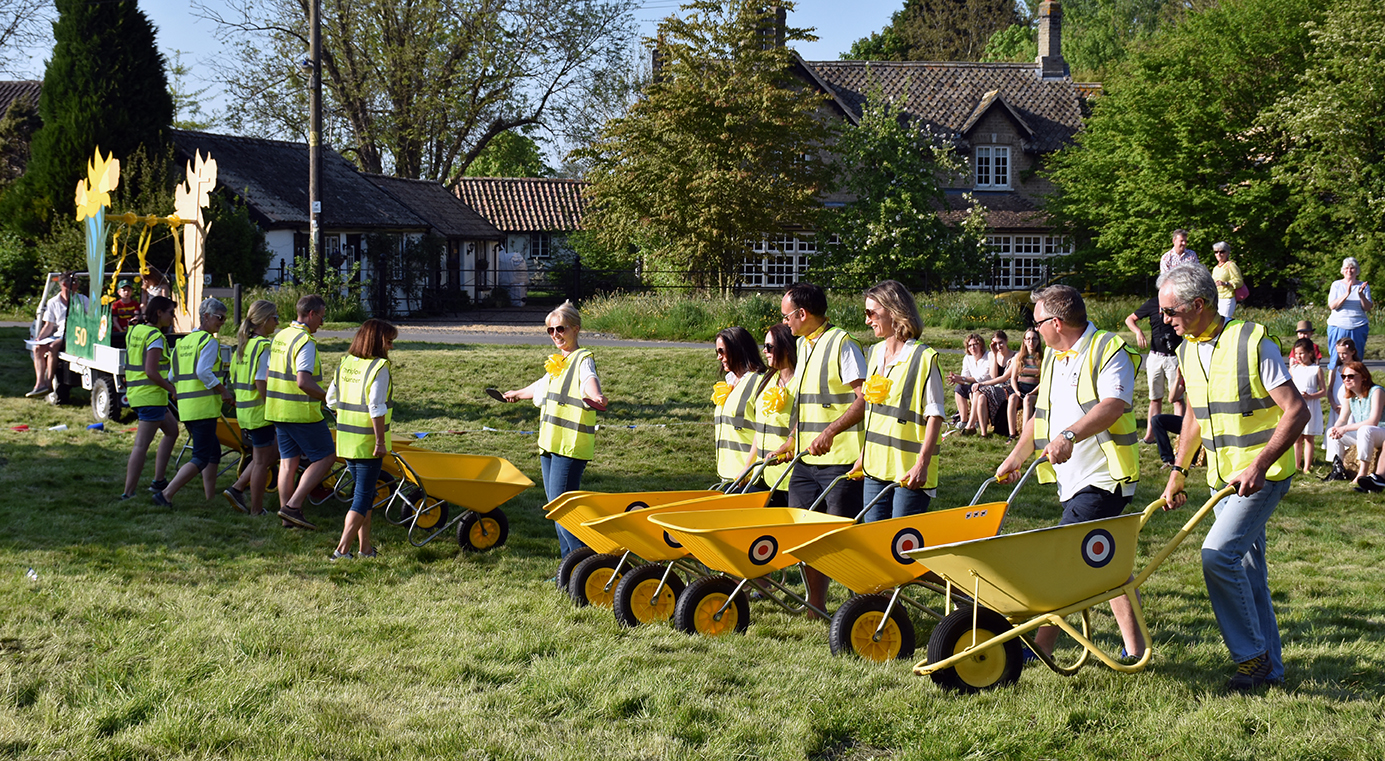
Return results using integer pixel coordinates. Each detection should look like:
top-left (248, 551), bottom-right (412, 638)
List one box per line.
top-left (1060, 429), bottom-right (1076, 442)
top-left (1170, 464), bottom-right (1188, 475)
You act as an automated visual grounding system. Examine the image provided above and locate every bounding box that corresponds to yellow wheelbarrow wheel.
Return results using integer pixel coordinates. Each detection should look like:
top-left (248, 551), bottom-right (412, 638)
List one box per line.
top-left (926, 606), bottom-right (1023, 692)
top-left (403, 499), bottom-right (450, 532)
top-left (457, 510), bottom-right (509, 552)
top-left (829, 593), bottom-right (916, 662)
top-left (673, 576), bottom-right (749, 636)
top-left (568, 553), bottom-right (625, 609)
top-left (612, 563), bottom-right (686, 627)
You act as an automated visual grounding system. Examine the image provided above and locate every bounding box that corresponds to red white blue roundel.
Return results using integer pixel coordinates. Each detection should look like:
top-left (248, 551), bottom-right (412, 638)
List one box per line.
top-left (891, 528), bottom-right (924, 565)
top-left (625, 501), bottom-right (649, 512)
top-left (748, 535), bottom-right (778, 565)
top-left (663, 530), bottom-right (682, 548)
top-left (1082, 528), bottom-right (1115, 568)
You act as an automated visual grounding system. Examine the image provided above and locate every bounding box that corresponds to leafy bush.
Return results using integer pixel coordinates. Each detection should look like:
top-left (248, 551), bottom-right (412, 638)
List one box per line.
top-left (0, 230), bottom-right (39, 306)
top-left (244, 258), bottom-right (367, 325)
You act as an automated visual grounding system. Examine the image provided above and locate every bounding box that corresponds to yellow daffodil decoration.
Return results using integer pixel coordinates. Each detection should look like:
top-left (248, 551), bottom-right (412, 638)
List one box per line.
top-left (545, 353), bottom-right (569, 378)
top-left (711, 381), bottom-right (733, 406)
top-left (862, 374), bottom-right (892, 404)
top-left (760, 386), bottom-right (790, 415)
top-left (74, 148), bottom-right (120, 223)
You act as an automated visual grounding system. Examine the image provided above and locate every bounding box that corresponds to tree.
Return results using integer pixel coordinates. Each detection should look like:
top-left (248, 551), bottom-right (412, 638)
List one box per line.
top-left (0, 0), bottom-right (50, 76)
top-left (575, 0), bottom-right (834, 291)
top-left (202, 0), bottom-right (638, 186)
top-left (810, 88), bottom-right (986, 290)
top-left (1043, 0), bottom-right (1330, 292)
top-left (169, 51), bottom-right (220, 131)
top-left (1, 0), bottom-right (173, 239)
top-left (1269, 0), bottom-right (1385, 285)
top-left (464, 130), bottom-right (553, 178)
top-left (0, 93), bottom-right (39, 190)
top-left (842, 0), bottom-right (1020, 63)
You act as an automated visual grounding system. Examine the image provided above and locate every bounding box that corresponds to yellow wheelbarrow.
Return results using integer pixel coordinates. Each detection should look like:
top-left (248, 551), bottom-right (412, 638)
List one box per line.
top-left (377, 448), bottom-right (534, 551)
top-left (909, 484), bottom-right (1237, 692)
top-left (311, 429), bottom-right (418, 507)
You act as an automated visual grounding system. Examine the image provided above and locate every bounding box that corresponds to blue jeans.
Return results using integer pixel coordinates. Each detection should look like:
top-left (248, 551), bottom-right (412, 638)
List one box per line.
top-left (1203, 477), bottom-right (1290, 680)
top-left (346, 458), bottom-right (383, 516)
top-left (541, 452), bottom-right (589, 557)
top-left (862, 476), bottom-right (931, 522)
top-left (1326, 324), bottom-right (1369, 376)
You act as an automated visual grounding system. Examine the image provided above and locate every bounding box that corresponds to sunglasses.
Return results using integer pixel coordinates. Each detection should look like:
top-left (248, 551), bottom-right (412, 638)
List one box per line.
top-left (1159, 304), bottom-right (1188, 317)
top-left (1032, 316), bottom-right (1057, 329)
top-left (546, 325), bottom-right (568, 335)
top-left (1343, 374), bottom-right (1359, 380)
top-left (763, 343), bottom-right (775, 353)
top-left (781, 307), bottom-right (802, 320)
top-left (715, 347), bottom-right (726, 356)
top-left (864, 308), bottom-right (882, 320)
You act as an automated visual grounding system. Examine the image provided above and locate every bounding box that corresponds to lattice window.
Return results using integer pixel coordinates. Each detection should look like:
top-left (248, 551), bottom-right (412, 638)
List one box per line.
top-left (975, 146), bottom-right (1010, 189)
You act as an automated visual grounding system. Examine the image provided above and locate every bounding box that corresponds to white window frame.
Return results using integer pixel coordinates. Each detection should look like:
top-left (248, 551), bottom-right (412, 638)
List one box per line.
top-left (966, 234), bottom-right (1071, 290)
top-left (741, 234), bottom-right (818, 288)
top-left (974, 146), bottom-right (1011, 190)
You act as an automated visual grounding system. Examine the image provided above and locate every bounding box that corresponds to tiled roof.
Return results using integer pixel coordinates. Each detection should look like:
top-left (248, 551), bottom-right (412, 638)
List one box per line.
top-left (453, 177), bottom-right (588, 233)
top-left (802, 61), bottom-right (1086, 153)
top-left (365, 174), bottom-right (503, 240)
top-left (0, 80), bottom-right (40, 116)
top-left (169, 129), bottom-right (427, 231)
top-left (939, 190), bottom-right (1050, 230)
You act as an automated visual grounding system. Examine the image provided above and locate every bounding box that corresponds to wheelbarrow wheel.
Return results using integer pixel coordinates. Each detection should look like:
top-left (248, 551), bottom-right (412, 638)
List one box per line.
top-left (556, 547), bottom-right (595, 591)
top-left (403, 499), bottom-right (450, 534)
top-left (926, 606), bottom-right (1023, 693)
top-left (612, 563), bottom-right (686, 627)
top-left (458, 509), bottom-right (508, 552)
top-left (673, 576), bottom-right (749, 637)
top-left (331, 466), bottom-right (355, 503)
top-left (829, 593), bottom-right (915, 662)
top-left (568, 553), bottom-right (624, 609)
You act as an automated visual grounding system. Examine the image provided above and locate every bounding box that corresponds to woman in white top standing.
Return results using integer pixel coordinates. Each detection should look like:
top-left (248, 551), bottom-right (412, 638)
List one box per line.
top-left (1327, 257), bottom-right (1372, 416)
top-left (947, 333), bottom-right (991, 434)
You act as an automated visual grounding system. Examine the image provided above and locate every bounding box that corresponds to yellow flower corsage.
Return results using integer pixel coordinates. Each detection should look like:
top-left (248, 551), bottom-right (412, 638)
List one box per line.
top-left (711, 381), bottom-right (733, 406)
top-left (545, 353), bottom-right (568, 378)
top-left (863, 374), bottom-right (892, 404)
top-left (760, 386), bottom-right (789, 415)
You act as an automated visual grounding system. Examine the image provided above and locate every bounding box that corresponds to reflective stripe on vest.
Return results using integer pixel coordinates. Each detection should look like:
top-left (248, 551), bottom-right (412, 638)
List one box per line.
top-left (124, 323), bottom-right (169, 407)
top-left (231, 335), bottom-right (272, 431)
top-left (715, 371), bottom-right (763, 479)
top-left (265, 324), bottom-right (324, 423)
top-left (537, 347), bottom-right (597, 460)
top-left (171, 330), bottom-right (224, 421)
top-left (755, 378), bottom-right (795, 487)
top-left (862, 342), bottom-right (941, 487)
top-left (1177, 320), bottom-right (1293, 486)
top-left (1032, 328), bottom-right (1142, 486)
top-left (334, 355), bottom-right (393, 459)
top-left (792, 326), bottom-right (864, 465)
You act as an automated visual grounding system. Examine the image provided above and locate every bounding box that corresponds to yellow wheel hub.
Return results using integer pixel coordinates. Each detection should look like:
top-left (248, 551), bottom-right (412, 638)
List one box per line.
top-left (694, 593), bottom-right (738, 636)
top-left (469, 517), bottom-right (500, 549)
top-left (630, 579), bottom-right (677, 623)
top-left (414, 503), bottom-right (443, 529)
top-left (584, 569), bottom-right (620, 608)
top-left (950, 627), bottom-right (1007, 688)
top-left (849, 611), bottom-right (902, 662)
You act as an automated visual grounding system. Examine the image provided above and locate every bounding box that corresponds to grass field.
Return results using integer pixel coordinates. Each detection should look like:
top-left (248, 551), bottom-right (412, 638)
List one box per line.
top-left (2, 326), bottom-right (1385, 760)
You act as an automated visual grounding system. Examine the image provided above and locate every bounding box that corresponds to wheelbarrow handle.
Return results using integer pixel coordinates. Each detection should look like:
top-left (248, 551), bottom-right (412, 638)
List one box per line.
top-left (766, 451), bottom-right (806, 494)
top-left (1132, 484), bottom-right (1239, 589)
top-left (805, 464), bottom-right (862, 513)
top-left (970, 455), bottom-right (1049, 506)
top-left (852, 481), bottom-right (898, 523)
top-left (719, 458), bottom-right (762, 494)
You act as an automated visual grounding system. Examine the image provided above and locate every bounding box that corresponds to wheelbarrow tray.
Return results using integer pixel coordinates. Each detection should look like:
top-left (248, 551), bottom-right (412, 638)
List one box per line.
top-left (650, 508), bottom-right (853, 578)
top-left (905, 512), bottom-right (1143, 619)
top-left (215, 417), bottom-right (245, 452)
top-left (546, 491), bottom-right (720, 555)
top-left (582, 492), bottom-right (772, 563)
top-left (786, 500), bottom-right (1010, 596)
top-left (385, 448), bottom-right (534, 514)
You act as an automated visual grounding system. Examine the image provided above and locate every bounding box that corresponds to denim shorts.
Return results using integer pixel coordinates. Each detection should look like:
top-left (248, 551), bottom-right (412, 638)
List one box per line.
top-left (245, 424), bottom-right (276, 450)
top-left (185, 417), bottom-right (221, 469)
top-left (134, 405), bottom-right (166, 423)
top-left (276, 420), bottom-right (335, 463)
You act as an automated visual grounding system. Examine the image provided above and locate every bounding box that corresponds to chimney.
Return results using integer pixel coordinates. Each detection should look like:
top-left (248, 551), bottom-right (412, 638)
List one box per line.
top-left (757, 4), bottom-right (786, 50)
top-left (1035, 0), bottom-right (1069, 80)
top-left (651, 35), bottom-right (665, 85)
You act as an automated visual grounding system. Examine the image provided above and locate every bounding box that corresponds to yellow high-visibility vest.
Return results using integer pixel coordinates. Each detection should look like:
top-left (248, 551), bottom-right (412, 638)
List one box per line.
top-left (792, 326), bottom-right (864, 466)
top-left (754, 377), bottom-right (795, 489)
top-left (1178, 319), bottom-right (1294, 486)
top-left (538, 347), bottom-right (596, 460)
top-left (334, 355), bottom-right (393, 460)
top-left (123, 323), bottom-right (169, 408)
top-left (265, 323), bottom-right (323, 424)
top-left (862, 342), bottom-right (941, 488)
top-left (715, 371), bottom-right (763, 480)
top-left (231, 335), bottom-right (272, 431)
top-left (170, 330), bottom-right (224, 422)
top-left (1032, 328), bottom-right (1142, 485)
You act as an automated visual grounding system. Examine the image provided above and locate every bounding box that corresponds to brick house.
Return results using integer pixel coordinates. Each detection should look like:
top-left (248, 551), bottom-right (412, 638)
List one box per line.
top-left (452, 177), bottom-right (588, 289)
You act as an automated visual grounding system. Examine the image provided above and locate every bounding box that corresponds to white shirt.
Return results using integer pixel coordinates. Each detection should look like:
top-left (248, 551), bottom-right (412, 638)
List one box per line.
top-left (168, 333), bottom-right (223, 389)
top-left (1194, 337), bottom-right (1291, 393)
top-left (255, 346), bottom-right (270, 382)
top-left (1046, 323), bottom-right (1136, 501)
top-left (869, 340), bottom-right (947, 420)
top-left (41, 294), bottom-right (89, 339)
top-left (961, 351), bottom-right (993, 383)
top-left (327, 364), bottom-right (392, 418)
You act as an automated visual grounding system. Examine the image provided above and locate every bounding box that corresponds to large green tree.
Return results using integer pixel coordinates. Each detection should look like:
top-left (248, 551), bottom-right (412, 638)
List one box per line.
top-left (576, 0), bottom-right (833, 291)
top-left (844, 0), bottom-right (1020, 62)
top-left (464, 130), bottom-right (553, 178)
top-left (1, 0), bottom-right (173, 239)
top-left (1043, 0), bottom-right (1330, 292)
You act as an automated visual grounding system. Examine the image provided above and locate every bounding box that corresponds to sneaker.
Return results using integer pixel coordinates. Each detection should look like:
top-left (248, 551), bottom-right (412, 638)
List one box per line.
top-left (117, 493), bottom-right (134, 501)
top-left (149, 479), bottom-right (169, 494)
top-left (223, 487), bottom-right (249, 513)
top-left (330, 549), bottom-right (353, 561)
top-left (1226, 654), bottom-right (1276, 691)
top-left (1322, 458), bottom-right (1350, 482)
top-left (151, 490), bottom-right (172, 508)
top-left (359, 548), bottom-right (377, 558)
top-left (278, 506), bottom-right (317, 531)
top-left (25, 386), bottom-right (51, 398)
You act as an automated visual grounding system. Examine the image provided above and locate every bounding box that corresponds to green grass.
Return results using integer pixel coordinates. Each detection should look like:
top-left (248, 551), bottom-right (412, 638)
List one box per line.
top-left (3, 327), bottom-right (1385, 759)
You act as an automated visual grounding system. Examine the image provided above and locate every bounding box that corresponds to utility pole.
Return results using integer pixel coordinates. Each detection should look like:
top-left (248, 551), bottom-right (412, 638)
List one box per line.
top-left (308, 0), bottom-right (324, 287)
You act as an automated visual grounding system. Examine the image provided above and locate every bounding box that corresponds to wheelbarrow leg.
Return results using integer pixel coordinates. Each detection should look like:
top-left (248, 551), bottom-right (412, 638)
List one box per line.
top-left (604, 551), bottom-right (633, 595)
top-left (713, 578), bottom-right (752, 621)
top-left (650, 561), bottom-right (679, 606)
top-left (873, 588), bottom-right (904, 643)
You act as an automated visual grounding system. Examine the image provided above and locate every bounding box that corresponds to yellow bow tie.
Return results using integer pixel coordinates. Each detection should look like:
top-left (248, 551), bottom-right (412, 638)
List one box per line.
top-left (1054, 349), bottom-right (1078, 361)
top-left (1183, 319), bottom-right (1223, 344)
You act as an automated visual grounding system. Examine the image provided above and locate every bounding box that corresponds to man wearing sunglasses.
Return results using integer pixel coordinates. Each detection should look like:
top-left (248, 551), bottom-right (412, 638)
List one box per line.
top-left (996, 284), bottom-right (1146, 662)
top-left (1157, 263), bottom-right (1308, 691)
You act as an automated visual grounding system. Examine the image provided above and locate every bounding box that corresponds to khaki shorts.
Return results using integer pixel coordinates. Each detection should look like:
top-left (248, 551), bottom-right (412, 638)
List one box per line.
top-left (1147, 352), bottom-right (1181, 402)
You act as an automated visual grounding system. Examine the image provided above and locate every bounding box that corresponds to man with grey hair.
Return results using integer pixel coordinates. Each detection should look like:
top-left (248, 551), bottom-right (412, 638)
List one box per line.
top-left (1157, 263), bottom-right (1308, 691)
top-left (1160, 229), bottom-right (1199, 274)
top-left (996, 284), bottom-right (1146, 661)
top-left (154, 297), bottom-right (236, 508)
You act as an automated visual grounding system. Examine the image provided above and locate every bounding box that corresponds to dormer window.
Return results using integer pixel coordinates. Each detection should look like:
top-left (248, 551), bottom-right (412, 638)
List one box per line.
top-left (975, 146), bottom-right (1010, 189)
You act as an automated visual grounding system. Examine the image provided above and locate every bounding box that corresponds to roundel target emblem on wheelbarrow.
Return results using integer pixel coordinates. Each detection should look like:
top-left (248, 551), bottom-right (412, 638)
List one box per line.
top-left (1082, 528), bottom-right (1116, 568)
top-left (891, 528), bottom-right (924, 565)
top-left (748, 535), bottom-right (779, 565)
top-left (625, 501), bottom-right (649, 512)
top-left (663, 531), bottom-right (682, 548)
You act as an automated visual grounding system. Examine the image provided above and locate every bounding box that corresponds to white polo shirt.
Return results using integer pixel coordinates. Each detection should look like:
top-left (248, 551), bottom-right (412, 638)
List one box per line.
top-left (1046, 322), bottom-right (1136, 501)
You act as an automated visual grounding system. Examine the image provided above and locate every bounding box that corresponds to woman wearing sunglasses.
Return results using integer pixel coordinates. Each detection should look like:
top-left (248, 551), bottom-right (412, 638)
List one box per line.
top-left (711, 326), bottom-right (766, 487)
top-left (1325, 360), bottom-right (1385, 491)
top-left (747, 323), bottom-right (798, 503)
top-left (501, 300), bottom-right (607, 557)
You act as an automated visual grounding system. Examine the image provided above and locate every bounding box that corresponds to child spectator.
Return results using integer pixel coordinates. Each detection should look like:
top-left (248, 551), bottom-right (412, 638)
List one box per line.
top-left (1289, 320), bottom-right (1323, 366)
top-left (111, 278), bottom-right (140, 333)
top-left (1289, 338), bottom-right (1327, 474)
